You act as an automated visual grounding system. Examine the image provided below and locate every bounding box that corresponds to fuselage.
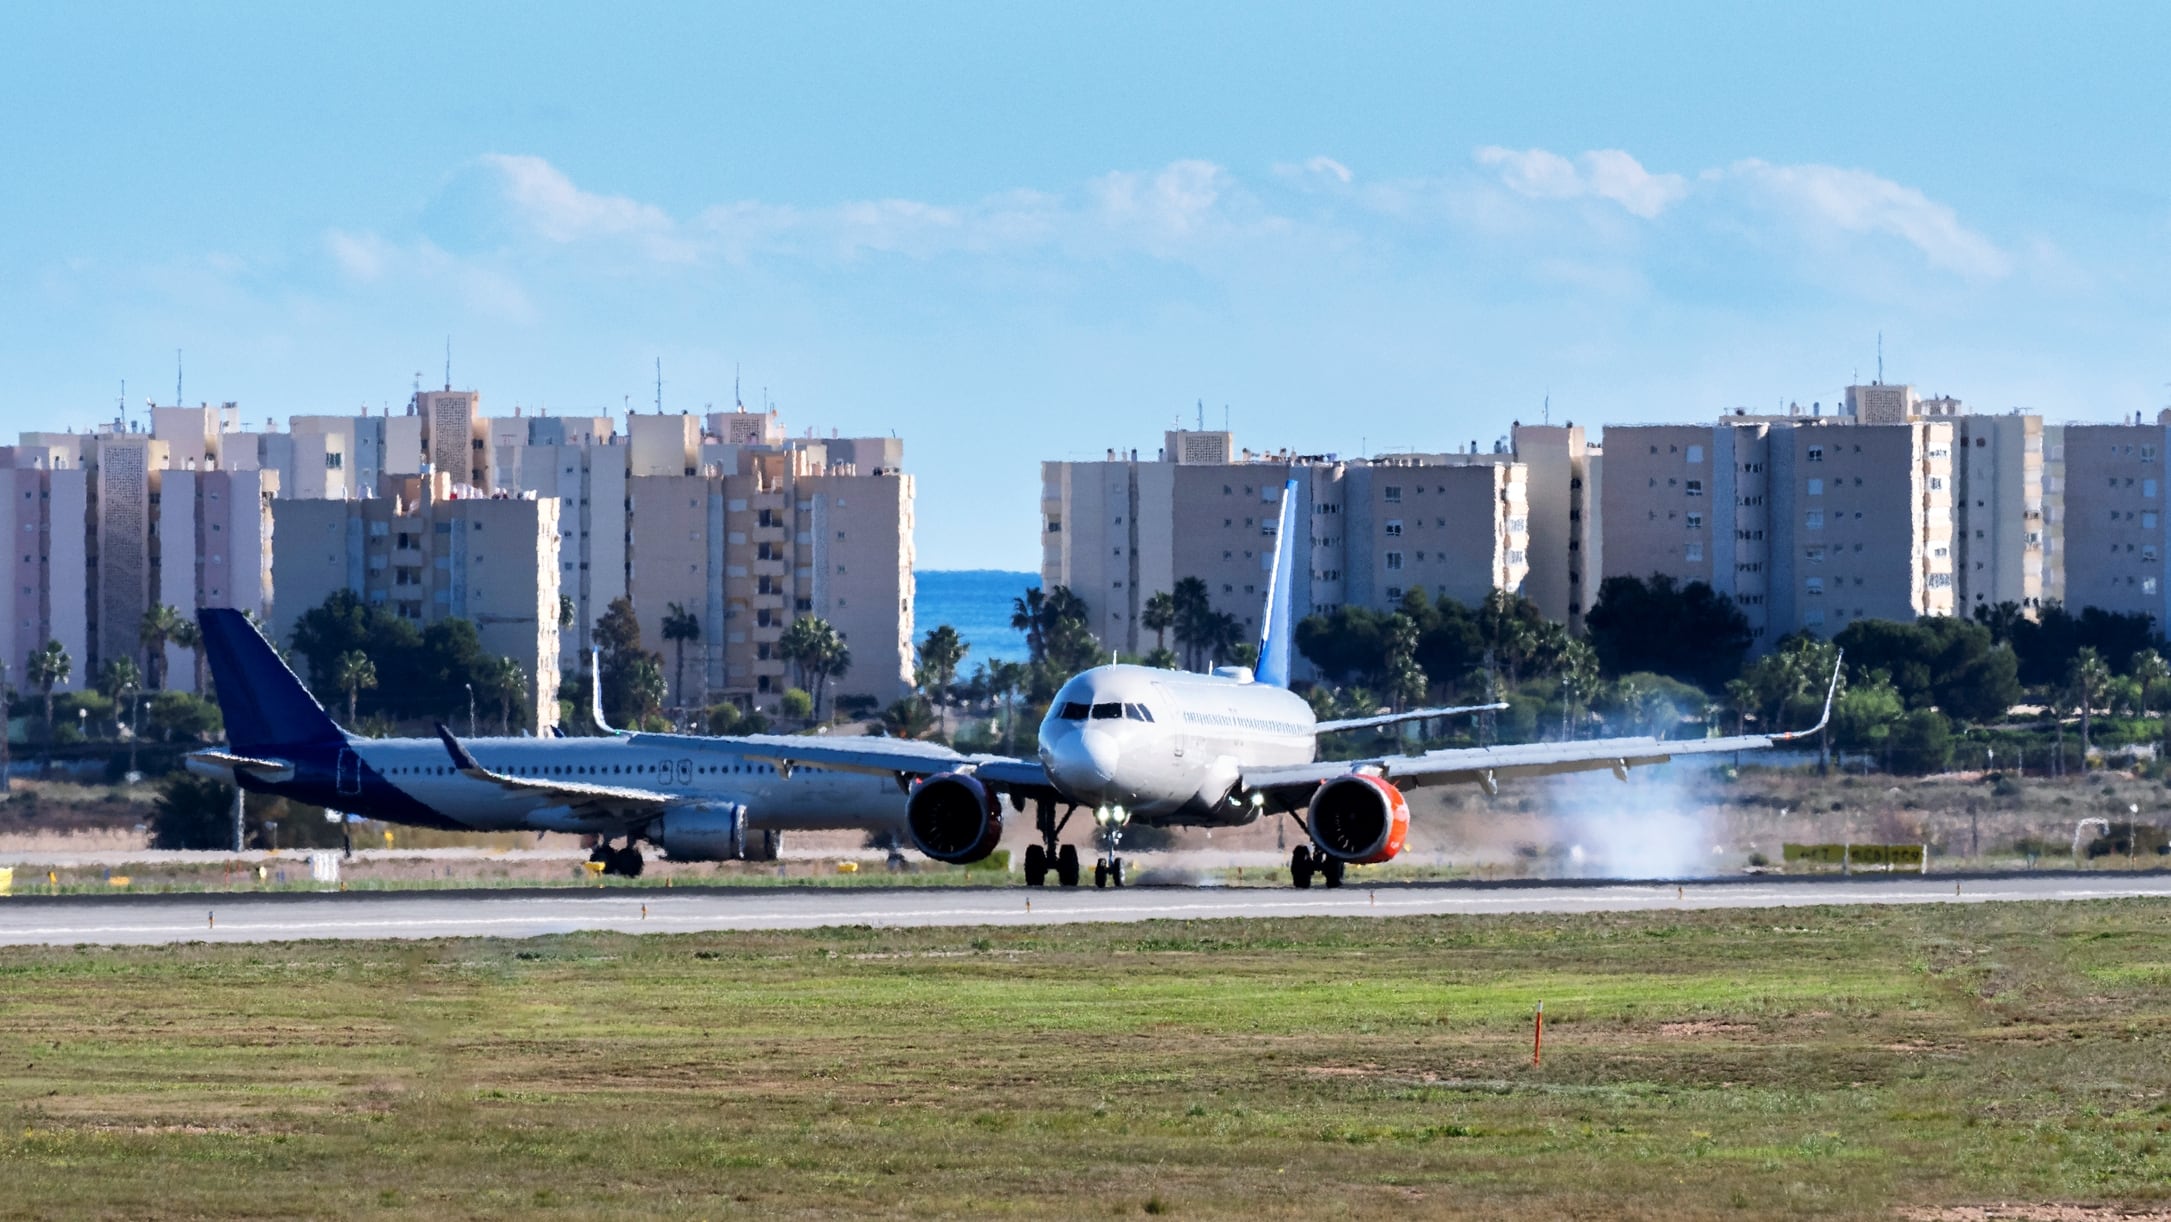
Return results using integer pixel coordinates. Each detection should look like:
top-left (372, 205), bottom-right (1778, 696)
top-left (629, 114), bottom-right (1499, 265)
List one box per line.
top-left (188, 734), bottom-right (908, 837)
top-left (1036, 663), bottom-right (1315, 823)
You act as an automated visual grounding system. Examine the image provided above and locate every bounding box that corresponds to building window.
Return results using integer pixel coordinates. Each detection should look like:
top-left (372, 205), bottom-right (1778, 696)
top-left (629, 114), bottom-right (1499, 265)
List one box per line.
top-left (1686, 445), bottom-right (1703, 463)
top-left (1384, 486), bottom-right (1402, 502)
top-left (1684, 542), bottom-right (1703, 562)
top-left (1807, 478), bottom-right (1823, 496)
top-left (1805, 510), bottom-right (1824, 530)
top-left (1684, 480), bottom-right (1703, 497)
top-left (1806, 446), bottom-right (1823, 462)
top-left (2149, 480), bottom-right (2160, 499)
top-left (1385, 551), bottom-right (1403, 571)
top-left (1805, 546), bottom-right (1825, 563)
top-left (1806, 577), bottom-right (1824, 596)
top-left (1385, 520), bottom-right (1402, 537)
top-left (1685, 513), bottom-right (1702, 529)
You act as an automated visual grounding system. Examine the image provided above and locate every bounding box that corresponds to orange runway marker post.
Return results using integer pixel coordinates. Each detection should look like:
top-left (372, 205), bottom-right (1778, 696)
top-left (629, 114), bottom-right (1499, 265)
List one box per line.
top-left (1532, 1002), bottom-right (1544, 1067)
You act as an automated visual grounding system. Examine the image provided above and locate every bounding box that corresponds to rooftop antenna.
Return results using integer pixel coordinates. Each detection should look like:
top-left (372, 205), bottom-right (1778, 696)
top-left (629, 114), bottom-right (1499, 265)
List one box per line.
top-left (119, 380), bottom-right (127, 431)
top-left (444, 336), bottom-right (452, 392)
top-left (414, 370), bottom-right (423, 395)
top-left (654, 357), bottom-right (663, 414)
top-left (1543, 390), bottom-right (1551, 425)
top-left (175, 349), bottom-right (183, 407)
top-left (734, 363), bottom-right (743, 409)
top-left (1196, 399), bottom-right (1204, 431)
top-left (1876, 331), bottom-right (1884, 385)
top-left (1223, 403), bottom-right (1229, 432)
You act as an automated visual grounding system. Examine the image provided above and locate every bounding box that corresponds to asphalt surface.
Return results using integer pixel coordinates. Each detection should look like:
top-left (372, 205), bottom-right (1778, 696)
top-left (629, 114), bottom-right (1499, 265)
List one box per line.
top-left (1, 872), bottom-right (2167, 945)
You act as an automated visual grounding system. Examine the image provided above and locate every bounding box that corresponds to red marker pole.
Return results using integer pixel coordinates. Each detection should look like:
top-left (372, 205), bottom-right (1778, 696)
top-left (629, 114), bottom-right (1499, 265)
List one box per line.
top-left (1532, 1002), bottom-right (1544, 1067)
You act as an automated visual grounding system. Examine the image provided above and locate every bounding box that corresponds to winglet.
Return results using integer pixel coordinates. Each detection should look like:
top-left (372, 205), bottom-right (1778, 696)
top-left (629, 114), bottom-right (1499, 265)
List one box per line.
top-left (589, 648), bottom-right (624, 735)
top-left (435, 720), bottom-right (486, 776)
top-left (1774, 649), bottom-right (1845, 742)
top-left (1255, 478), bottom-right (1300, 689)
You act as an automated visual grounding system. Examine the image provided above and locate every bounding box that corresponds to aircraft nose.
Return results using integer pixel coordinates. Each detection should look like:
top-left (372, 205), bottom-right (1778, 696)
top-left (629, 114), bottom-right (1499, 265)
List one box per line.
top-left (1047, 726), bottom-right (1122, 801)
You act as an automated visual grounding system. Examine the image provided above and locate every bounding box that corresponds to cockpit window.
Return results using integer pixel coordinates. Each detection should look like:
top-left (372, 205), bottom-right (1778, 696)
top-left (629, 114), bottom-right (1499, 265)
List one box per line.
top-left (1090, 702), bottom-right (1124, 720)
top-left (1126, 704), bottom-right (1155, 722)
top-left (1058, 702), bottom-right (1091, 720)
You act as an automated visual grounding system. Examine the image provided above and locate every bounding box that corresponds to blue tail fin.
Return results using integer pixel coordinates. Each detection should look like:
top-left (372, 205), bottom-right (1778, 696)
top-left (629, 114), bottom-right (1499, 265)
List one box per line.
top-left (1255, 478), bottom-right (1299, 688)
top-left (197, 608), bottom-right (347, 752)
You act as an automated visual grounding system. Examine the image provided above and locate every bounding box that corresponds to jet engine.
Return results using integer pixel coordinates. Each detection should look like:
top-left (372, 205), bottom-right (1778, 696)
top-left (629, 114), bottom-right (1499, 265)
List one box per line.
top-left (649, 802), bottom-right (749, 861)
top-left (905, 772), bottom-right (1003, 864)
top-left (1306, 774), bottom-right (1409, 863)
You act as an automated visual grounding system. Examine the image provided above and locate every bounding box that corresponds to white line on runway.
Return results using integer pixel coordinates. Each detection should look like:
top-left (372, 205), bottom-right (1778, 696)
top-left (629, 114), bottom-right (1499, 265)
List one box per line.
top-left (3, 876), bottom-right (2169, 945)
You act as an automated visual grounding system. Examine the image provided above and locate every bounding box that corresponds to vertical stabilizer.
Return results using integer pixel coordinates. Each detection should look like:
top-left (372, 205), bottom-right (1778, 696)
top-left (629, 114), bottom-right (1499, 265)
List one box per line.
top-left (196, 608), bottom-right (347, 751)
top-left (1255, 478), bottom-right (1300, 688)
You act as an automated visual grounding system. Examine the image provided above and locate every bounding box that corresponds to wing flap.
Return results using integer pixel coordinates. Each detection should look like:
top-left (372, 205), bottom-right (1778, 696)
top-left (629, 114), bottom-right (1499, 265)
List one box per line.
top-left (1315, 701), bottom-right (1507, 734)
top-left (434, 723), bottom-right (672, 810)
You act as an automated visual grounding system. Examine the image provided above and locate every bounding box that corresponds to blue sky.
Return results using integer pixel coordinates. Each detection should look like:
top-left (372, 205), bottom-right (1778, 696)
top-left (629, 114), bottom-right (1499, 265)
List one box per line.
top-left (5, 3), bottom-right (2169, 569)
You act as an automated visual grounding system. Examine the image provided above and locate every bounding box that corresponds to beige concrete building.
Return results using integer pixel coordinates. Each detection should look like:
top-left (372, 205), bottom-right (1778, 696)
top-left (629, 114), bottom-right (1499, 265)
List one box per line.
top-left (0, 409), bottom-right (275, 694)
top-left (1602, 390), bottom-right (1967, 644)
top-left (487, 407), bottom-right (916, 711)
top-left (2057, 415), bottom-right (2169, 621)
top-left (271, 474), bottom-right (562, 730)
top-left (1041, 430), bottom-right (1532, 673)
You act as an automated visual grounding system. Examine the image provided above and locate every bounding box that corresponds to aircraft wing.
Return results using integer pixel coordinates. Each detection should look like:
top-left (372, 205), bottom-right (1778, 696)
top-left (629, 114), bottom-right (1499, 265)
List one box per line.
top-left (1244, 729), bottom-right (1801, 800)
top-left (608, 728), bottom-right (1059, 796)
top-left (435, 723), bottom-right (674, 813)
top-left (1250, 656), bottom-right (1841, 803)
top-left (1315, 701), bottom-right (1507, 734)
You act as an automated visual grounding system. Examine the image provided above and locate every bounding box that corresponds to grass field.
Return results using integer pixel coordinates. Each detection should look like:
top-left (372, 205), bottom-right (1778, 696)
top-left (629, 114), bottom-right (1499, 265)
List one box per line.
top-left (2, 902), bottom-right (2168, 1218)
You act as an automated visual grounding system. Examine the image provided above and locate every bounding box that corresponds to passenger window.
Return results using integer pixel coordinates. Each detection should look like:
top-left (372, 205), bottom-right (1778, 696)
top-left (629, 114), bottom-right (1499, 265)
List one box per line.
top-left (1091, 702), bottom-right (1124, 720)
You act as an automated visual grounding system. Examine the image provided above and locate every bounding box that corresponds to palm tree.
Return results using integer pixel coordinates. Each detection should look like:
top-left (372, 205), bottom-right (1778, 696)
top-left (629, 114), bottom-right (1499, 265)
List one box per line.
top-left (1559, 637), bottom-right (1600, 739)
top-left (986, 659), bottom-right (1025, 753)
top-left (1142, 591), bottom-right (1176, 654)
top-left (2070, 647), bottom-right (2111, 763)
top-left (917, 625), bottom-right (968, 737)
top-left (1384, 613), bottom-right (1427, 712)
top-left (661, 602), bottom-right (701, 718)
top-left (1170, 577), bottom-right (1213, 671)
top-left (169, 615), bottom-right (205, 695)
top-left (779, 615), bottom-right (852, 721)
top-left (335, 651), bottom-right (377, 726)
top-left (139, 604), bottom-right (184, 691)
top-left (486, 656), bottom-right (527, 735)
top-left (2131, 649), bottom-right (2170, 751)
top-left (27, 640), bottom-right (70, 764)
top-left (1010, 588), bottom-right (1048, 665)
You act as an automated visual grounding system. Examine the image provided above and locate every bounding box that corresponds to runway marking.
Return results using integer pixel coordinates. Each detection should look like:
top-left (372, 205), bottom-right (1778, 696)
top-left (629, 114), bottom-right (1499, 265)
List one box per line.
top-left (4, 877), bottom-right (2170, 944)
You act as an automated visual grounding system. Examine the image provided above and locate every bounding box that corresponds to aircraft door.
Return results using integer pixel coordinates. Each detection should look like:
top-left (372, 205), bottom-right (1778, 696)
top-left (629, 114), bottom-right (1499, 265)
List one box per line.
top-left (677, 759), bottom-right (692, 784)
top-left (1151, 681), bottom-right (1186, 758)
top-left (336, 749), bottom-right (362, 796)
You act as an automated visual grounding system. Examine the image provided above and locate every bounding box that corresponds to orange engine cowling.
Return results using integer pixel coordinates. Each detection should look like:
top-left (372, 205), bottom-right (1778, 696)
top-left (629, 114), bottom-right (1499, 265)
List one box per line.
top-left (905, 772), bottom-right (1004, 864)
top-left (1306, 774), bottom-right (1409, 864)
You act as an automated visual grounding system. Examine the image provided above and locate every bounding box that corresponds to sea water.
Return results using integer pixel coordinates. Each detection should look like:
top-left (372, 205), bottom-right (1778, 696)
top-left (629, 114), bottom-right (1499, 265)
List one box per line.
top-left (912, 569), bottom-right (1035, 665)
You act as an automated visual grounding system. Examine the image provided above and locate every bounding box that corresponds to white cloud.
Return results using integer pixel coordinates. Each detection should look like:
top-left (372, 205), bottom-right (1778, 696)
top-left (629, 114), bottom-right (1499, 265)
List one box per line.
top-left (321, 230), bottom-right (533, 321)
top-left (480, 153), bottom-right (695, 262)
top-left (1472, 145), bottom-right (2009, 280)
top-left (1725, 159), bottom-right (2011, 280)
top-left (1476, 146), bottom-right (1688, 218)
top-left (1274, 155), bottom-right (1353, 187)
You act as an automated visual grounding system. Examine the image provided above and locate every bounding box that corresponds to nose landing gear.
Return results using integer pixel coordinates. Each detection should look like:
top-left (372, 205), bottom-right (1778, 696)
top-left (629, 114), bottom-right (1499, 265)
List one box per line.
top-left (1092, 803), bottom-right (1131, 888)
top-left (1022, 800), bottom-right (1081, 887)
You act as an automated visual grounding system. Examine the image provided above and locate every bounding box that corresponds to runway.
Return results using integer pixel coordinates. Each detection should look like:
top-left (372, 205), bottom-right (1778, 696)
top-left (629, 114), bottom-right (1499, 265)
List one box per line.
top-left (1, 872), bottom-right (2168, 945)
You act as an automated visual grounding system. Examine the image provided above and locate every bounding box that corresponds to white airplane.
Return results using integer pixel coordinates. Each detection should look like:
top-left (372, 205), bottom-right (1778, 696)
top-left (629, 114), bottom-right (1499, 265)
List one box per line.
top-left (184, 608), bottom-right (911, 876)
top-left (598, 479), bottom-right (1838, 888)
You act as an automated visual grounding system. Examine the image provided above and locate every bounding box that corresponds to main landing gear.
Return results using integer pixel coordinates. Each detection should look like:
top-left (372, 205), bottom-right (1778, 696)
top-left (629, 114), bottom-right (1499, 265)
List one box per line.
top-left (590, 840), bottom-right (646, 878)
top-left (1022, 799), bottom-right (1081, 887)
top-left (1289, 845), bottom-right (1345, 890)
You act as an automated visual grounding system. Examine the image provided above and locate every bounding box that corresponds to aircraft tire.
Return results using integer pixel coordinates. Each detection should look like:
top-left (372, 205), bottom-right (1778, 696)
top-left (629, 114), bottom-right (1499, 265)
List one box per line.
top-left (614, 846), bottom-right (645, 878)
top-left (1056, 845), bottom-right (1081, 887)
top-left (1094, 861), bottom-right (1108, 889)
top-left (1111, 858), bottom-right (1125, 888)
top-left (1024, 844), bottom-right (1048, 887)
top-left (1290, 845), bottom-right (1314, 889)
top-left (1321, 856), bottom-right (1345, 889)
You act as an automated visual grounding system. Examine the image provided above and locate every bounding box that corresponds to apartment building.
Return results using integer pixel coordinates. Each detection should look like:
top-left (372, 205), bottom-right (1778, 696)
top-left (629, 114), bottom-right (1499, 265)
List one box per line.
top-left (0, 407), bottom-right (275, 693)
top-left (270, 472), bottom-right (563, 730)
top-left (1603, 389), bottom-right (1967, 643)
top-left (1041, 430), bottom-right (1531, 672)
top-left (2058, 415), bottom-right (2170, 621)
top-left (486, 407), bottom-right (916, 710)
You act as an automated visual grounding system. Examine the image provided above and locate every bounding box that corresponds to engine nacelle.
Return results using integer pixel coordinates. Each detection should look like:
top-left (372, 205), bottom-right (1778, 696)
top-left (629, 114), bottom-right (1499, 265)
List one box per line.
top-left (905, 772), bottom-right (1003, 864)
top-left (1306, 774), bottom-right (1409, 864)
top-left (649, 802), bottom-right (749, 861)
